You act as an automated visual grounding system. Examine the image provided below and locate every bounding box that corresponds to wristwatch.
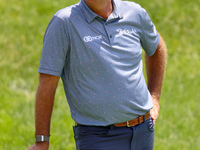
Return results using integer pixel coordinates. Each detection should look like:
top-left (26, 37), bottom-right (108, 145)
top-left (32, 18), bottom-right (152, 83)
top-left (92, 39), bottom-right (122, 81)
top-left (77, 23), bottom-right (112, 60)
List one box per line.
top-left (35, 135), bottom-right (50, 142)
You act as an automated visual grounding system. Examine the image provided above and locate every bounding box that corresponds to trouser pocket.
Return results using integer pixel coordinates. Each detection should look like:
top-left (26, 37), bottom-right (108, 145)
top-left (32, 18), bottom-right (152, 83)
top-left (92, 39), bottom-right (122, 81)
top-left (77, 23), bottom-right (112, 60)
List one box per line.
top-left (146, 117), bottom-right (155, 132)
top-left (73, 125), bottom-right (109, 150)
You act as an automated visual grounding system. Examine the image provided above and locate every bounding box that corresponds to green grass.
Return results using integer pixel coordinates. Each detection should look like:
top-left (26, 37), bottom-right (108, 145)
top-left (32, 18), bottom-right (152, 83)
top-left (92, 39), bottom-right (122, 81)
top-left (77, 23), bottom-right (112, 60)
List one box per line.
top-left (1, 0), bottom-right (200, 149)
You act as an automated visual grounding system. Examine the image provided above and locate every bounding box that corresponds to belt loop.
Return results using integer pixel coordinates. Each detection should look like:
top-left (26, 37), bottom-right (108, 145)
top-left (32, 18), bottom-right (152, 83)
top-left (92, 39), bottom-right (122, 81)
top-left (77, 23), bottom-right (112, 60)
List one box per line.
top-left (143, 114), bottom-right (146, 122)
top-left (138, 116), bottom-right (143, 124)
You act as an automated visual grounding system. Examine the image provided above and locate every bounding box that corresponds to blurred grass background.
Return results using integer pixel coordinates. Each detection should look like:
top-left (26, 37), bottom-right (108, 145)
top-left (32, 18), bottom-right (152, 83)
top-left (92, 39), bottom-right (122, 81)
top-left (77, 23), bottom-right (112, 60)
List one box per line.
top-left (0, 0), bottom-right (200, 149)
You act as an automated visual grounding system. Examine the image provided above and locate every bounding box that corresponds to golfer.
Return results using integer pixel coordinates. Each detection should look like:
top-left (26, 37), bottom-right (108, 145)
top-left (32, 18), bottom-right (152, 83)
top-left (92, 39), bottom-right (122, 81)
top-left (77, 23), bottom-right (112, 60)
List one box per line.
top-left (27, 0), bottom-right (167, 149)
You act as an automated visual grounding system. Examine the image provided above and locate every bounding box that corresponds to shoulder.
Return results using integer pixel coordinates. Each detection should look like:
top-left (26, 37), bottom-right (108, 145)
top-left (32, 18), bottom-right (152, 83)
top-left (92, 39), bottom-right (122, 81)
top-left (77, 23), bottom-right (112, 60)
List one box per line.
top-left (119, 0), bottom-right (144, 13)
top-left (53, 2), bottom-right (81, 21)
top-left (118, 0), bottom-right (149, 22)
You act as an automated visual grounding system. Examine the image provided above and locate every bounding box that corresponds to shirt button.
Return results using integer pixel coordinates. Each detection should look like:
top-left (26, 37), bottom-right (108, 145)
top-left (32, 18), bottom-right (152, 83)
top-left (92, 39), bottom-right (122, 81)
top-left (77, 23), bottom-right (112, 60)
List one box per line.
top-left (110, 35), bottom-right (112, 38)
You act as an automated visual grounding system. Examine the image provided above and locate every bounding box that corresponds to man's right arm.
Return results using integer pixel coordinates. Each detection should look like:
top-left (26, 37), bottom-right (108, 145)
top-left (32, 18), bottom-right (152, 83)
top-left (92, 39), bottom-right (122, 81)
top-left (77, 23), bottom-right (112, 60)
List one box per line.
top-left (27, 73), bottom-right (60, 150)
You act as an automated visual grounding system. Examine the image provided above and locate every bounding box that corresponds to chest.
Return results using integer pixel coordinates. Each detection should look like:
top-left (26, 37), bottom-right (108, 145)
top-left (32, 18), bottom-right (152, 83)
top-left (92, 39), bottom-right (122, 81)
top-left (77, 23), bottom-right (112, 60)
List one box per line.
top-left (66, 15), bottom-right (143, 70)
top-left (70, 16), bottom-right (142, 51)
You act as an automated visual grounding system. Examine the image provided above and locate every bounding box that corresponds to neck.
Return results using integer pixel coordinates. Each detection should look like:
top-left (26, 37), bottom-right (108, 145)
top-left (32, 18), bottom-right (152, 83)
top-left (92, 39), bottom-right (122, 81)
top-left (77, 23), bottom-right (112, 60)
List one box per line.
top-left (84, 0), bottom-right (113, 19)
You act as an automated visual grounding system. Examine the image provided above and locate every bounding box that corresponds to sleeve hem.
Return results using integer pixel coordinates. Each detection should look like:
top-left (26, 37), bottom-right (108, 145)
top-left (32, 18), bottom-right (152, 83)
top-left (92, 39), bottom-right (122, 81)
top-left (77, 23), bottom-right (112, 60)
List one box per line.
top-left (38, 68), bottom-right (62, 77)
top-left (146, 34), bottom-right (160, 56)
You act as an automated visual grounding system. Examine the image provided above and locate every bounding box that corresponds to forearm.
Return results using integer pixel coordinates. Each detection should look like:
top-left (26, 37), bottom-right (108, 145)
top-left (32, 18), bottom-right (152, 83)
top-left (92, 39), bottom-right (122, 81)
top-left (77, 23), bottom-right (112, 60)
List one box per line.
top-left (35, 87), bottom-right (55, 136)
top-left (145, 34), bottom-right (167, 100)
top-left (35, 74), bottom-right (59, 136)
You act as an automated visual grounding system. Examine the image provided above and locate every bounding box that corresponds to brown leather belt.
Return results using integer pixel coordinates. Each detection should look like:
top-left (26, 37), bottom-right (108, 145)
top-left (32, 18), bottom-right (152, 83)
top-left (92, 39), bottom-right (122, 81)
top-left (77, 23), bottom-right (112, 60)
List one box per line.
top-left (114, 112), bottom-right (151, 127)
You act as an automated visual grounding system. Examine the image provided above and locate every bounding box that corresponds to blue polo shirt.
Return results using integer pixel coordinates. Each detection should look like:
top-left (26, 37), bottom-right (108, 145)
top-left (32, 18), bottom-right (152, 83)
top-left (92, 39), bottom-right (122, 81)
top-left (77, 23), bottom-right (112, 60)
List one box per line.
top-left (39, 0), bottom-right (160, 126)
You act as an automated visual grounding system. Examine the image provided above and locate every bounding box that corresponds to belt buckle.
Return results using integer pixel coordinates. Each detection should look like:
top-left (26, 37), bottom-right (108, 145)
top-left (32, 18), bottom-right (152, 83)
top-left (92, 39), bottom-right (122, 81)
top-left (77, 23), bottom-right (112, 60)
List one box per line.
top-left (127, 121), bottom-right (130, 127)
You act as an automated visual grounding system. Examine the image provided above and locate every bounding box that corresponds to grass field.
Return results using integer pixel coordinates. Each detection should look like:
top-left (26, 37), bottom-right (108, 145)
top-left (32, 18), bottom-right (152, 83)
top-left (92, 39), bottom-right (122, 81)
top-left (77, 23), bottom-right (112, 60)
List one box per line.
top-left (0, 0), bottom-right (200, 149)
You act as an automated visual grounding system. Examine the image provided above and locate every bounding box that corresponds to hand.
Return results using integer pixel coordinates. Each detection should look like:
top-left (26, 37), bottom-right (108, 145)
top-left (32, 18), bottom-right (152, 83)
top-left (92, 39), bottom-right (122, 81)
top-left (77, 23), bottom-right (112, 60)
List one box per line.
top-left (27, 142), bottom-right (49, 150)
top-left (150, 96), bottom-right (160, 125)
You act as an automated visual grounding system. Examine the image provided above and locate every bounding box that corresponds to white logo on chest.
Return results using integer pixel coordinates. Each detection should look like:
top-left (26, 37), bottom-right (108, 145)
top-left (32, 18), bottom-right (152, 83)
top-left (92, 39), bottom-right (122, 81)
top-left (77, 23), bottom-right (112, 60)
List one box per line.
top-left (116, 28), bottom-right (136, 35)
top-left (83, 35), bottom-right (103, 42)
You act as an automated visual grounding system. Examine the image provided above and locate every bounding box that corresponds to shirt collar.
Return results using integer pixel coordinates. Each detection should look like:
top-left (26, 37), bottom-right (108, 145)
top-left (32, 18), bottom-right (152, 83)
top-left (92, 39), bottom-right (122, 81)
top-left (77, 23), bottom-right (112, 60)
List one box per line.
top-left (111, 0), bottom-right (123, 19)
top-left (80, 0), bottom-right (123, 23)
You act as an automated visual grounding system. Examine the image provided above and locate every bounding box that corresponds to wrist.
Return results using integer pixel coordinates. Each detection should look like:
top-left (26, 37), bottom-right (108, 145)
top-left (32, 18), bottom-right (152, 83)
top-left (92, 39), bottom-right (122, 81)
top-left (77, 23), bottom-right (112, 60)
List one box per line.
top-left (35, 135), bottom-right (51, 143)
top-left (151, 93), bottom-right (160, 100)
top-left (151, 95), bottom-right (160, 110)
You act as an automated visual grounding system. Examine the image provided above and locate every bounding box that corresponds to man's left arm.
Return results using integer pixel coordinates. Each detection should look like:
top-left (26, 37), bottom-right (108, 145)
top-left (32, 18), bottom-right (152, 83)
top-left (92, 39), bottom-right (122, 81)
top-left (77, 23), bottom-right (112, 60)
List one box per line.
top-left (145, 34), bottom-right (167, 124)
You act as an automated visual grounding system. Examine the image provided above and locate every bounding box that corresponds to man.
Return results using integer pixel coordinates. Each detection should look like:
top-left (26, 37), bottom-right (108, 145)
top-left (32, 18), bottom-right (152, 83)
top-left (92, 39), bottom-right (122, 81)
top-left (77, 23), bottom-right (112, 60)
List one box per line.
top-left (27, 0), bottom-right (167, 149)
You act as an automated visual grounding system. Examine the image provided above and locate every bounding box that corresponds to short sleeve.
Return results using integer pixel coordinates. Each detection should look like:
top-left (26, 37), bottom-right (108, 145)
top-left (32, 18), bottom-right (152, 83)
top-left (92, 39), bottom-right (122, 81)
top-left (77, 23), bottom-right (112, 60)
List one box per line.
top-left (38, 16), bottom-right (69, 77)
top-left (140, 8), bottom-right (159, 56)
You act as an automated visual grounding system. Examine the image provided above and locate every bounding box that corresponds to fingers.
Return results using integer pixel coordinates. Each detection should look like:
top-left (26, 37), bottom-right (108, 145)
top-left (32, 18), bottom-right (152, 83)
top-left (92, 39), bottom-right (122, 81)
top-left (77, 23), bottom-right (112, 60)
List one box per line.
top-left (150, 108), bottom-right (159, 125)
